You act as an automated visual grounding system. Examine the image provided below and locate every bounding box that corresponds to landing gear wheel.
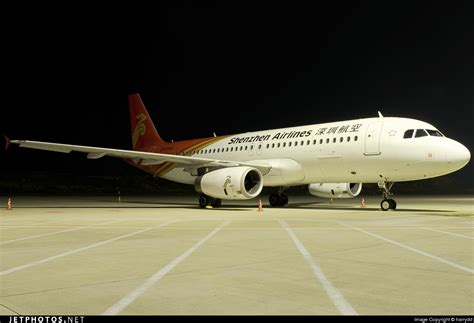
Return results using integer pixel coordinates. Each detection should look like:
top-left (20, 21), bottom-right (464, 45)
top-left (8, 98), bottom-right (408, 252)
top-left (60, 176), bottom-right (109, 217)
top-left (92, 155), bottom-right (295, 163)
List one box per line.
top-left (211, 198), bottom-right (222, 208)
top-left (199, 195), bottom-right (210, 208)
top-left (379, 181), bottom-right (397, 211)
top-left (269, 193), bottom-right (289, 207)
top-left (381, 199), bottom-right (391, 211)
top-left (269, 194), bottom-right (280, 207)
top-left (388, 199), bottom-right (397, 210)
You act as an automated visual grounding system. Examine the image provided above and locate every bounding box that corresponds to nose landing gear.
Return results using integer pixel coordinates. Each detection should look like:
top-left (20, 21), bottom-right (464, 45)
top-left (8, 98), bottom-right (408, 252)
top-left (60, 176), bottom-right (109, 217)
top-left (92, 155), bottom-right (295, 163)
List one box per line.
top-left (379, 181), bottom-right (397, 211)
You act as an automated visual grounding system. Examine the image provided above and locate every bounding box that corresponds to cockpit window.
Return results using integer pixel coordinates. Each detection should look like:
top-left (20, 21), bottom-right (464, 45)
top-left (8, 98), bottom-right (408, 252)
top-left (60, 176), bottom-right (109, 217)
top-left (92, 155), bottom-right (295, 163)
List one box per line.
top-left (426, 129), bottom-right (444, 137)
top-left (403, 129), bottom-right (414, 138)
top-left (415, 129), bottom-right (428, 138)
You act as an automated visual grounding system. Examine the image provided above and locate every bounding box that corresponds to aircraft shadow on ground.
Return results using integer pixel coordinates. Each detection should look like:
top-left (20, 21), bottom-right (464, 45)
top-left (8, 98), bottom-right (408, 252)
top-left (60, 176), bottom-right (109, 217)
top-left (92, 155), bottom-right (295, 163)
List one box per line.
top-left (12, 199), bottom-right (454, 213)
top-left (98, 199), bottom-right (454, 213)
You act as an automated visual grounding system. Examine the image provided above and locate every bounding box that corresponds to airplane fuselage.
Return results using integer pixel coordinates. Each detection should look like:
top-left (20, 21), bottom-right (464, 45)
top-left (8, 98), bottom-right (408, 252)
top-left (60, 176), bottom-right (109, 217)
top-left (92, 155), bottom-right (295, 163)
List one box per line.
top-left (132, 116), bottom-right (470, 187)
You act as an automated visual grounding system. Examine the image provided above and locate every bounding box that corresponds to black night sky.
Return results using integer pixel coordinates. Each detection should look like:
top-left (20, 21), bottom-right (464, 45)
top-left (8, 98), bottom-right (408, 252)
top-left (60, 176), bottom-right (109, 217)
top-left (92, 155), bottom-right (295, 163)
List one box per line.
top-left (1, 2), bottom-right (473, 193)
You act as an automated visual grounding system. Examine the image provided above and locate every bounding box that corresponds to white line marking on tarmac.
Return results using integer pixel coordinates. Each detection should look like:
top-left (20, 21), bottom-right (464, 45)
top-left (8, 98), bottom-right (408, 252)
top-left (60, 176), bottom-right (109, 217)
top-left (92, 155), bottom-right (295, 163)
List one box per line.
top-left (0, 219), bottom-right (69, 226)
top-left (422, 227), bottom-right (474, 240)
top-left (103, 220), bottom-right (231, 315)
top-left (0, 219), bottom-right (128, 245)
top-left (339, 222), bottom-right (474, 274)
top-left (17, 219), bottom-right (71, 226)
top-left (0, 226), bottom-right (87, 245)
top-left (278, 220), bottom-right (357, 315)
top-left (0, 220), bottom-right (177, 277)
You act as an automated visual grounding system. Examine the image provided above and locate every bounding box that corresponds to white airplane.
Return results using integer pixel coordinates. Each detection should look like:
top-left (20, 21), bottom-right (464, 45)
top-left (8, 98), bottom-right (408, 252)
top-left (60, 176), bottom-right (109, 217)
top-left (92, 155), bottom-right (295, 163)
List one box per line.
top-left (9, 94), bottom-right (471, 210)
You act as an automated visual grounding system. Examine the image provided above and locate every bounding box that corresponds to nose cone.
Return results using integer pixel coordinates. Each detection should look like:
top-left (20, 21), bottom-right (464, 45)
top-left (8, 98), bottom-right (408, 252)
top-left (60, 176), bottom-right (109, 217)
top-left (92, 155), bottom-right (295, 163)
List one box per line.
top-left (447, 141), bottom-right (471, 171)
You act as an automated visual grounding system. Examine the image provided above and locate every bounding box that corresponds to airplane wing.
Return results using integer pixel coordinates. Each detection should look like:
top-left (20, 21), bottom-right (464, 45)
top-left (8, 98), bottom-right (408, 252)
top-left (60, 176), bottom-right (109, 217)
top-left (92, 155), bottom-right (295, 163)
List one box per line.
top-left (10, 140), bottom-right (272, 174)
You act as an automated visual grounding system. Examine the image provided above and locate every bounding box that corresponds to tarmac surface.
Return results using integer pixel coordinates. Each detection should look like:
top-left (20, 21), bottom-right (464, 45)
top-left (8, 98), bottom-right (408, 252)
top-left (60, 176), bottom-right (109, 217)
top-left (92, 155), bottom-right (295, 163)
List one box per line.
top-left (0, 195), bottom-right (472, 315)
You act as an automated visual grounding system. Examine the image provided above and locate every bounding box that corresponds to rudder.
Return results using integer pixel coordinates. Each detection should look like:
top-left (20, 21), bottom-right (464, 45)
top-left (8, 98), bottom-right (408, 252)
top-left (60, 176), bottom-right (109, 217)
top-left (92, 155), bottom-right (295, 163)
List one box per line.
top-left (129, 94), bottom-right (166, 150)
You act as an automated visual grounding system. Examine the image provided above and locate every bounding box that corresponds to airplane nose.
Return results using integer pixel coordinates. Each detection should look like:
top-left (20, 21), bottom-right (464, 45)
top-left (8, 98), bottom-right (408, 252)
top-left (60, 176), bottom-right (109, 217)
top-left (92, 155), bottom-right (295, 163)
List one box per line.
top-left (447, 142), bottom-right (471, 170)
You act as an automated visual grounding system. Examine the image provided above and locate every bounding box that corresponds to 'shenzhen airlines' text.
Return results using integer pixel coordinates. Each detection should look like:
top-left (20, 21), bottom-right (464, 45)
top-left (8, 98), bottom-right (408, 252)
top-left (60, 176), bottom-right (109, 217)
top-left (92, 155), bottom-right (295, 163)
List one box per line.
top-left (228, 123), bottom-right (362, 145)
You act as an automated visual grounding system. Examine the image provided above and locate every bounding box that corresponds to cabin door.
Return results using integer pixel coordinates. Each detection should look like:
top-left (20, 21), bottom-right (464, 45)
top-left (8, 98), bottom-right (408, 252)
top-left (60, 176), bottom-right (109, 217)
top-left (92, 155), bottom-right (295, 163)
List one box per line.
top-left (364, 121), bottom-right (383, 155)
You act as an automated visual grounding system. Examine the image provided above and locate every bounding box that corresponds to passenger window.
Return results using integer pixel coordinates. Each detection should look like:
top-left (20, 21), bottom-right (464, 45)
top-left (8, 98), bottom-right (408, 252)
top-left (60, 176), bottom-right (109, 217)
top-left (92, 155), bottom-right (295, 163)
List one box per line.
top-left (326, 138), bottom-right (329, 144)
top-left (289, 142), bottom-right (292, 147)
top-left (250, 146), bottom-right (253, 150)
top-left (240, 146), bottom-right (243, 151)
top-left (354, 136), bottom-right (358, 141)
top-left (301, 140), bottom-right (304, 145)
top-left (347, 136), bottom-right (350, 142)
top-left (332, 138), bottom-right (336, 143)
top-left (415, 129), bottom-right (428, 138)
top-left (320, 139), bottom-right (323, 144)
top-left (217, 149), bottom-right (220, 153)
top-left (258, 144), bottom-right (262, 149)
top-left (339, 137), bottom-right (343, 142)
top-left (313, 139), bottom-right (317, 145)
top-left (226, 148), bottom-right (229, 152)
top-left (295, 141), bottom-right (298, 146)
top-left (283, 142), bottom-right (286, 147)
top-left (307, 140), bottom-right (310, 145)
top-left (404, 129), bottom-right (414, 139)
top-left (245, 146), bottom-right (248, 150)
top-left (266, 144), bottom-right (269, 149)
top-left (277, 143), bottom-right (280, 148)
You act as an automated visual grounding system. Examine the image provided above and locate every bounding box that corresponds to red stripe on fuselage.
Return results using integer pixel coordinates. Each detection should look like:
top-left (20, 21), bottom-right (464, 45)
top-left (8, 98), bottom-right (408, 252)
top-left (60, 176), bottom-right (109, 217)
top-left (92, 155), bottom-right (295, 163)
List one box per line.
top-left (125, 135), bottom-right (232, 177)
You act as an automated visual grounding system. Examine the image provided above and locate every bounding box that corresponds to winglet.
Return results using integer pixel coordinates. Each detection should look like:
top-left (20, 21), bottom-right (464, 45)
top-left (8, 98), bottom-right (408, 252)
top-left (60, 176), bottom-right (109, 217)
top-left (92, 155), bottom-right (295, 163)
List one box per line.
top-left (377, 111), bottom-right (384, 118)
top-left (4, 135), bottom-right (11, 151)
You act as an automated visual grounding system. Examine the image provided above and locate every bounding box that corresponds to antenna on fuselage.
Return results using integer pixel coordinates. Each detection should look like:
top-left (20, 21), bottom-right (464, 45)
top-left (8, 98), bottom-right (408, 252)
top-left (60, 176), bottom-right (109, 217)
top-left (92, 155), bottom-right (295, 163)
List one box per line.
top-left (377, 111), bottom-right (384, 118)
top-left (213, 132), bottom-right (217, 137)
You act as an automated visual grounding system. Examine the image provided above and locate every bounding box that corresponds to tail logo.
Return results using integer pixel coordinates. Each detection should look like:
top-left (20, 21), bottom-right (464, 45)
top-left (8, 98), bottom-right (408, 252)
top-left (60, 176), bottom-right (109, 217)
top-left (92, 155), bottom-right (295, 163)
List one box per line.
top-left (132, 113), bottom-right (147, 148)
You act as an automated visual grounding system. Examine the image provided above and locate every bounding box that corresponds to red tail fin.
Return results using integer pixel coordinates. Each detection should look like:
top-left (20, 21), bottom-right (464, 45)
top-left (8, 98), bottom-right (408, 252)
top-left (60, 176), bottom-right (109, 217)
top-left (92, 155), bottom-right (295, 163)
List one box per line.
top-left (129, 94), bottom-right (166, 150)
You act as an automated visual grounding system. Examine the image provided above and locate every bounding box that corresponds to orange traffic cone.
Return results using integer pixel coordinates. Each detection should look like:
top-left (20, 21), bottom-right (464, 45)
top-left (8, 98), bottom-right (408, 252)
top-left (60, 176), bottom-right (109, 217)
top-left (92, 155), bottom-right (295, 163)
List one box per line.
top-left (360, 197), bottom-right (366, 208)
top-left (257, 199), bottom-right (263, 212)
top-left (6, 197), bottom-right (12, 210)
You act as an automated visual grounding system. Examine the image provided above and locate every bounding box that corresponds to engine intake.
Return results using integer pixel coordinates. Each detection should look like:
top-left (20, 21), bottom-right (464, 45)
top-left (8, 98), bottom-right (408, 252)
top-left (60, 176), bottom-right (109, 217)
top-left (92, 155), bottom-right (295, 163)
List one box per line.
top-left (194, 166), bottom-right (263, 200)
top-left (308, 183), bottom-right (362, 198)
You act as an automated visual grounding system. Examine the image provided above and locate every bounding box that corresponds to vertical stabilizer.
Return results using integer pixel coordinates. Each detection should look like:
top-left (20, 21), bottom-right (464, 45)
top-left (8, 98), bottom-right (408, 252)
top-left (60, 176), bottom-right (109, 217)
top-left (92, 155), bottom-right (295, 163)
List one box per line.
top-left (128, 94), bottom-right (166, 150)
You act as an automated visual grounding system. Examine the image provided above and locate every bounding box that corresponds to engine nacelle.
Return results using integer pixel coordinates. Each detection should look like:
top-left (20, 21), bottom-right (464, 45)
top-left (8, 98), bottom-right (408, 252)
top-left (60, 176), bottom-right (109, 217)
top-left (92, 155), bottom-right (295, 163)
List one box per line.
top-left (308, 183), bottom-right (362, 198)
top-left (194, 166), bottom-right (263, 200)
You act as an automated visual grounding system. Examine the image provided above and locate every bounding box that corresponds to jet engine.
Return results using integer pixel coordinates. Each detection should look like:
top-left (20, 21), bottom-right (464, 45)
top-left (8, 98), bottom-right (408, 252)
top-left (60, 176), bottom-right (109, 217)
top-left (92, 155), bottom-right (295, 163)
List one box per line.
top-left (308, 183), bottom-right (362, 198)
top-left (194, 166), bottom-right (263, 200)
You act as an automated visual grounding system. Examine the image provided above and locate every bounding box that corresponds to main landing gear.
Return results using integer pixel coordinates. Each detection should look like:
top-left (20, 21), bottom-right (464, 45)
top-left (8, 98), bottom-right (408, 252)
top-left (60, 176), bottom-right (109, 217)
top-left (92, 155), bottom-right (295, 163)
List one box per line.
top-left (378, 181), bottom-right (397, 211)
top-left (269, 187), bottom-right (289, 207)
top-left (198, 194), bottom-right (221, 208)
